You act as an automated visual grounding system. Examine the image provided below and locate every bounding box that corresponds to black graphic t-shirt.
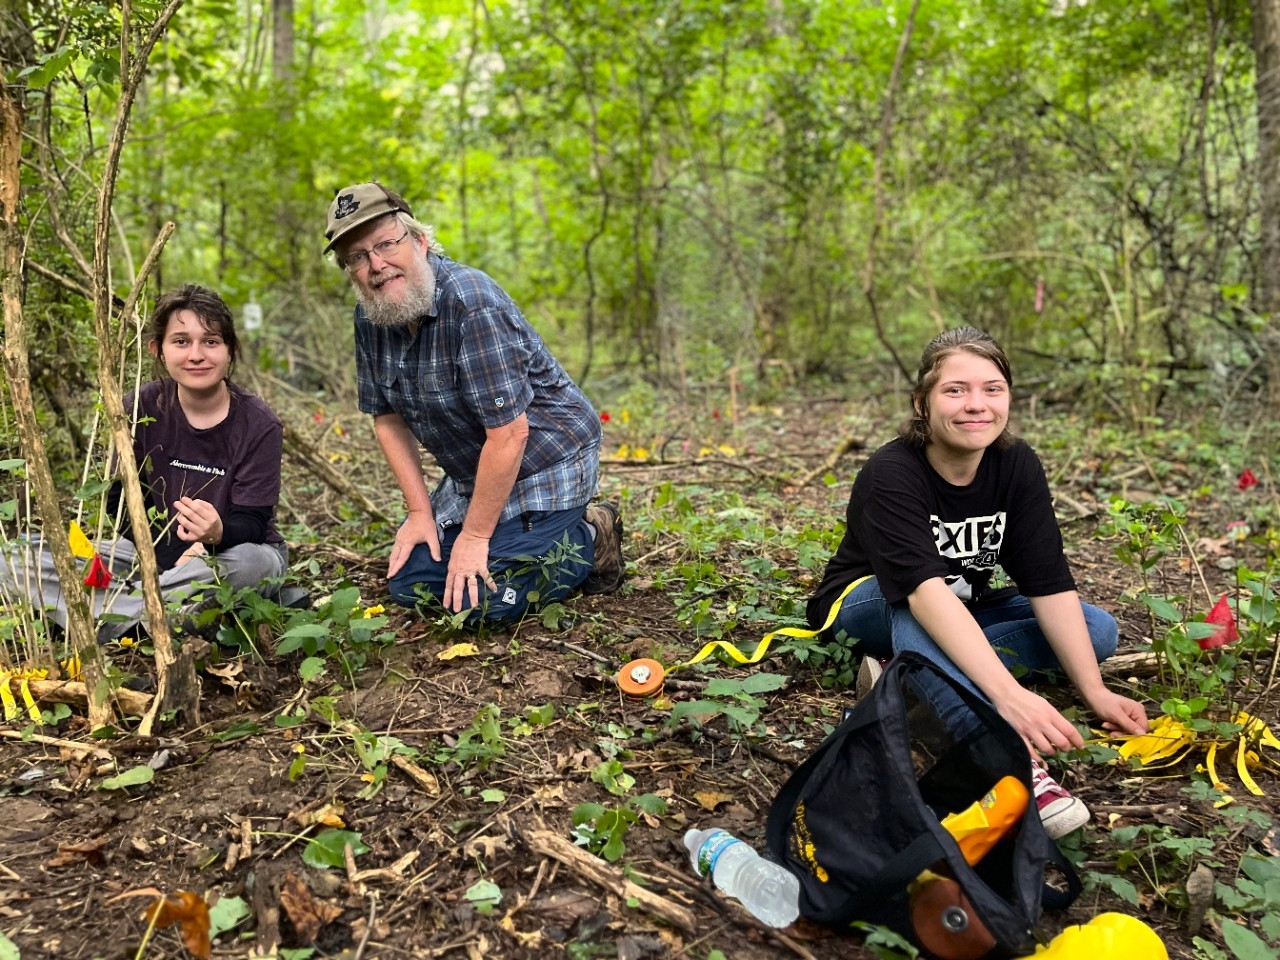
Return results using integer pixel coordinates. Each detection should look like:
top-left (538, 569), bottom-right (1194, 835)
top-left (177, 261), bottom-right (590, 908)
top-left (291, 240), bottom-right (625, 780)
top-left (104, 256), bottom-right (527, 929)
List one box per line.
top-left (122, 379), bottom-right (284, 569)
top-left (806, 438), bottom-right (1075, 630)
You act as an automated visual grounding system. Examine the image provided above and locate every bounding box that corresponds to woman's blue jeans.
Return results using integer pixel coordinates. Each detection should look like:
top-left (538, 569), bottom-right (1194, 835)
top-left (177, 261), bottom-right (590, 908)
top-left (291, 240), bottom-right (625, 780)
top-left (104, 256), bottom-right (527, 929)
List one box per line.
top-left (831, 577), bottom-right (1119, 738)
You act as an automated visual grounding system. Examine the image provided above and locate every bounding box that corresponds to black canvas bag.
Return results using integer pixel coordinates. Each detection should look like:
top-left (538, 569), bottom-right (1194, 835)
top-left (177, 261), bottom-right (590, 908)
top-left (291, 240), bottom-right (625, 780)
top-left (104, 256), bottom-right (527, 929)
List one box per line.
top-left (766, 652), bottom-right (1078, 958)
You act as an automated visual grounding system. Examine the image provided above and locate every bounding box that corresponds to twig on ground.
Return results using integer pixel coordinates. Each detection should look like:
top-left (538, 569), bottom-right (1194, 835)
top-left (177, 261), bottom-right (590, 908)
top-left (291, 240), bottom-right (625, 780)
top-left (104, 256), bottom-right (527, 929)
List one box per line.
top-left (700, 726), bottom-right (801, 769)
top-left (1090, 802), bottom-right (1184, 815)
top-left (352, 893), bottom-right (378, 960)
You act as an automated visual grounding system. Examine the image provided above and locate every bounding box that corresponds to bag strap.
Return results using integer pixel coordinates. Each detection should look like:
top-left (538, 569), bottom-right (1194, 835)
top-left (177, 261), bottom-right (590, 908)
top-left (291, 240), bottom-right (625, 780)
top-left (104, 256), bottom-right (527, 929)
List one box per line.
top-left (1040, 841), bottom-right (1082, 911)
top-left (809, 832), bottom-right (948, 927)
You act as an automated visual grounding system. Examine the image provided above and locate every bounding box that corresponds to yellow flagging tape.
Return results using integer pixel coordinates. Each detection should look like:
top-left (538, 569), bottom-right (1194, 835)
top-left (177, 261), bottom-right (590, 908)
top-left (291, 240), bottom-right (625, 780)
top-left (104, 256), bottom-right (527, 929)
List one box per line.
top-left (68, 520), bottom-right (96, 560)
top-left (61, 654), bottom-right (82, 683)
top-left (1106, 710), bottom-right (1280, 798)
top-left (0, 668), bottom-right (48, 724)
top-left (670, 576), bottom-right (871, 672)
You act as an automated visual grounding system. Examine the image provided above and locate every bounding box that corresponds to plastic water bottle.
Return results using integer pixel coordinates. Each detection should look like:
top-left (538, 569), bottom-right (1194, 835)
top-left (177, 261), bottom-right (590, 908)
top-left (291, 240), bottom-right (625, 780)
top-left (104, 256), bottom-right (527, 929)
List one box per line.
top-left (684, 828), bottom-right (800, 928)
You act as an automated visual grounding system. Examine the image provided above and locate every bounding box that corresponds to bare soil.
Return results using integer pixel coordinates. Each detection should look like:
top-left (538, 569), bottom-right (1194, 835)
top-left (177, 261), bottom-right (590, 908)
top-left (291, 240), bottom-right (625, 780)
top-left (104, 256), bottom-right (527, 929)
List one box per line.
top-left (1, 396), bottom-right (1275, 960)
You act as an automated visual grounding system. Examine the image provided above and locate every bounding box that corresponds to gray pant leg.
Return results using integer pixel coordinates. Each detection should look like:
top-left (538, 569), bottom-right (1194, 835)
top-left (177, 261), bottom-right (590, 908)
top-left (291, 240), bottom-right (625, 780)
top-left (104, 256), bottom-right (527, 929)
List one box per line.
top-left (0, 536), bottom-right (288, 640)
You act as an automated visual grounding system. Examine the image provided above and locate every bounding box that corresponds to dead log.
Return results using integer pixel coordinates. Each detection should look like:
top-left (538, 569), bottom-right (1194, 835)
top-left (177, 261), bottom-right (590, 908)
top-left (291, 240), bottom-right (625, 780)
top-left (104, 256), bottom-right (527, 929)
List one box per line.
top-left (5, 677), bottom-right (153, 717)
top-left (524, 828), bottom-right (695, 933)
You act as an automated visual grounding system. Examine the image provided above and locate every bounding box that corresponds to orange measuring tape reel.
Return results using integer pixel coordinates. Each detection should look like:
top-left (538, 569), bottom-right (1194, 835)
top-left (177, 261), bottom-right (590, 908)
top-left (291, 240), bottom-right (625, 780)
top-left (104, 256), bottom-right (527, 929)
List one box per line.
top-left (617, 658), bottom-right (665, 698)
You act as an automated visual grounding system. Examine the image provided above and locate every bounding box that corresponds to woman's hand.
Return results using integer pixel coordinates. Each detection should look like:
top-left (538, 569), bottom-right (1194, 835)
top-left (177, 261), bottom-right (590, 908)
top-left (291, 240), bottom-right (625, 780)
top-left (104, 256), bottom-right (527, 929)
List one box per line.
top-left (992, 686), bottom-right (1085, 756)
top-left (1086, 688), bottom-right (1148, 737)
top-left (174, 497), bottom-right (223, 545)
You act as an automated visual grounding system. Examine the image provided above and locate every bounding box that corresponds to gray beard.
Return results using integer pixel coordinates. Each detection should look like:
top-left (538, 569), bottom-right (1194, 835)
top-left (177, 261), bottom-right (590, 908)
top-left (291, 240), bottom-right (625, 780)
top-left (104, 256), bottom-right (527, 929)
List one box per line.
top-left (358, 260), bottom-right (436, 328)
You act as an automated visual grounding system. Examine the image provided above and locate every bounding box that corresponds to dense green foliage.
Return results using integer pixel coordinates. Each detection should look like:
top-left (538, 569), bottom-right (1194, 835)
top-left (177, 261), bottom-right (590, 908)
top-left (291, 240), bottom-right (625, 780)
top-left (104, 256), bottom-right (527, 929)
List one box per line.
top-left (5, 0), bottom-right (1272, 424)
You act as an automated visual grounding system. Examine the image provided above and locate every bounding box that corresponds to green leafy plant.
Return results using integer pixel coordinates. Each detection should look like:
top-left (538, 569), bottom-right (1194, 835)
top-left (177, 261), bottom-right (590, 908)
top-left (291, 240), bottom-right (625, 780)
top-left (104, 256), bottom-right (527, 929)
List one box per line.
top-left (590, 759), bottom-right (634, 796)
top-left (434, 704), bottom-right (506, 771)
top-left (274, 585), bottom-right (394, 679)
top-left (1214, 851), bottom-right (1280, 947)
top-left (351, 731), bottom-right (420, 800)
top-left (302, 829), bottom-right (369, 870)
top-left (571, 794), bottom-right (667, 862)
top-left (670, 672), bottom-right (788, 733)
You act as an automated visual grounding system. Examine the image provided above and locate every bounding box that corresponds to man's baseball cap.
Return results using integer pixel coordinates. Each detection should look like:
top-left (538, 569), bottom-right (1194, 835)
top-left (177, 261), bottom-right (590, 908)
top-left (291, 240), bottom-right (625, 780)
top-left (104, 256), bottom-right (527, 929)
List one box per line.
top-left (324, 182), bottom-right (413, 253)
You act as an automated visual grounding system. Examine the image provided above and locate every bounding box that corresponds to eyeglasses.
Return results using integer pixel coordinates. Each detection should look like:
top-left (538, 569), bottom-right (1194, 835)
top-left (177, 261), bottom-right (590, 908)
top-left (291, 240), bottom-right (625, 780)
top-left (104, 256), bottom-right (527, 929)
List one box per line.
top-left (340, 231), bottom-right (411, 272)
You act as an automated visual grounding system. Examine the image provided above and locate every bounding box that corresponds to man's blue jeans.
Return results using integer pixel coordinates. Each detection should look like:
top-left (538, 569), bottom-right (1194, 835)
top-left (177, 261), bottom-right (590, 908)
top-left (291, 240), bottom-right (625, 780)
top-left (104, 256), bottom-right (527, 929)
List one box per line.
top-left (832, 577), bottom-right (1119, 737)
top-left (389, 507), bottom-right (594, 625)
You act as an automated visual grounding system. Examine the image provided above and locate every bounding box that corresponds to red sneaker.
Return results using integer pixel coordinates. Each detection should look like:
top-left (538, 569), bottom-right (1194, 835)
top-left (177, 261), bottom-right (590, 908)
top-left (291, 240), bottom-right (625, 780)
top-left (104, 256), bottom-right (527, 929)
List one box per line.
top-left (1031, 756), bottom-right (1090, 839)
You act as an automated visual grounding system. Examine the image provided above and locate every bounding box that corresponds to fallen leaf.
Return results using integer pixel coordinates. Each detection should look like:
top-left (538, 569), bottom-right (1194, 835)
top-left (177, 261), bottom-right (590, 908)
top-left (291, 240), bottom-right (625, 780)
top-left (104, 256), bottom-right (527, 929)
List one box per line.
top-left (438, 642), bottom-right (480, 661)
top-left (464, 836), bottom-right (509, 859)
top-left (290, 800), bottom-right (346, 829)
top-left (48, 836), bottom-right (109, 868)
top-left (204, 662), bottom-right (244, 694)
top-left (694, 791), bottom-right (734, 812)
top-left (280, 871), bottom-right (343, 944)
top-left (1192, 536), bottom-right (1230, 556)
top-left (145, 890), bottom-right (211, 960)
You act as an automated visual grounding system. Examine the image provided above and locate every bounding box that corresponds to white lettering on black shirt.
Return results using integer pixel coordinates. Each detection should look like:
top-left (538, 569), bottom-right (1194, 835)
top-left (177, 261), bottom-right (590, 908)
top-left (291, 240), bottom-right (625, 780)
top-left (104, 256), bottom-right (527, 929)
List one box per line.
top-left (169, 458), bottom-right (226, 478)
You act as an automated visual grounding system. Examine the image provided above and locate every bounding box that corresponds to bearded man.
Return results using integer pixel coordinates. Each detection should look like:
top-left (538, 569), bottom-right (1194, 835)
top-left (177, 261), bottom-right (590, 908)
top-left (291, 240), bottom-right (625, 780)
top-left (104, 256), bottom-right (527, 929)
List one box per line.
top-left (324, 182), bottom-right (624, 623)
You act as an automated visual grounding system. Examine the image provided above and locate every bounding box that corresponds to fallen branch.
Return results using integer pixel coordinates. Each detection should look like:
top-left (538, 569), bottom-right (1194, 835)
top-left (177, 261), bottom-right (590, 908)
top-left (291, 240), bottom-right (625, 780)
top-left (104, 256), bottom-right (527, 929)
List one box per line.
top-left (2, 677), bottom-right (152, 717)
top-left (0, 728), bottom-right (113, 759)
top-left (1099, 651), bottom-right (1159, 679)
top-left (524, 827), bottom-right (695, 933)
top-left (795, 435), bottom-right (865, 487)
top-left (282, 426), bottom-right (391, 525)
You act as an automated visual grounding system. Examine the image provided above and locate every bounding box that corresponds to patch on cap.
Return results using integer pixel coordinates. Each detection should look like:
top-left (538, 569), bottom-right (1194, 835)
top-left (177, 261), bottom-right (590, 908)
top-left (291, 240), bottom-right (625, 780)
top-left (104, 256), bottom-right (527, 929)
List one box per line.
top-left (333, 193), bottom-right (360, 220)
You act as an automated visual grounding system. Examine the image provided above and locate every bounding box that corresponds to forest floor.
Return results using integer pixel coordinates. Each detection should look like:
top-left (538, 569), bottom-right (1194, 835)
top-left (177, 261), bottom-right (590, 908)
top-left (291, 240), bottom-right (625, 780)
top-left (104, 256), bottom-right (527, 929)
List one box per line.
top-left (1, 388), bottom-right (1277, 960)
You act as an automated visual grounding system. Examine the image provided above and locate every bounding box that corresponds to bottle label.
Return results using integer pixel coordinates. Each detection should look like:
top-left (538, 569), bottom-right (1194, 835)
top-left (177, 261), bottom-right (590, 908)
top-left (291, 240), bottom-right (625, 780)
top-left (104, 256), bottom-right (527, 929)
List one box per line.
top-left (696, 832), bottom-right (741, 877)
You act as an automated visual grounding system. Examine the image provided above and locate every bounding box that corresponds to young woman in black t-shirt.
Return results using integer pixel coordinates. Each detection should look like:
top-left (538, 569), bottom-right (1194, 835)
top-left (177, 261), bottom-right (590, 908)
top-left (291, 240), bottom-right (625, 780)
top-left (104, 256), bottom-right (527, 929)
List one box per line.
top-left (807, 327), bottom-right (1147, 838)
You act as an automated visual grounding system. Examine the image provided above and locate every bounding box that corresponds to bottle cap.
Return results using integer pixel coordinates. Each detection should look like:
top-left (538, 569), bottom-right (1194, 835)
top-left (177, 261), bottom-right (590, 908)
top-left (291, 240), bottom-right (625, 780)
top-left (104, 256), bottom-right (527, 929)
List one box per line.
top-left (618, 658), bottom-right (665, 698)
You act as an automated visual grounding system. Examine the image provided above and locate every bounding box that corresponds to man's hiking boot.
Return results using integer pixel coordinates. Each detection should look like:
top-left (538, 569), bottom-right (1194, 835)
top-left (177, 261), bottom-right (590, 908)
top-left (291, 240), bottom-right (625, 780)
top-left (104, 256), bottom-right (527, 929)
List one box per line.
top-left (1032, 755), bottom-right (1090, 839)
top-left (582, 502), bottom-right (626, 595)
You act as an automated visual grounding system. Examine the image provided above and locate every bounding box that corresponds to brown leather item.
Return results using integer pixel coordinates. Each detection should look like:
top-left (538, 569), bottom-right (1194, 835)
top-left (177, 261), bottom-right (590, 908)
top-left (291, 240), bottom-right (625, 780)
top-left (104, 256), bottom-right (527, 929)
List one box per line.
top-left (910, 876), bottom-right (997, 960)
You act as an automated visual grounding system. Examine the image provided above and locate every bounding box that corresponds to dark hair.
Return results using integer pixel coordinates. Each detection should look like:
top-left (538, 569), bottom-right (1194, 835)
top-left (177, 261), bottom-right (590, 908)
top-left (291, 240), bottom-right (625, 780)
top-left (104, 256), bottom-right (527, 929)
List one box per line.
top-left (149, 284), bottom-right (241, 378)
top-left (899, 326), bottom-right (1015, 448)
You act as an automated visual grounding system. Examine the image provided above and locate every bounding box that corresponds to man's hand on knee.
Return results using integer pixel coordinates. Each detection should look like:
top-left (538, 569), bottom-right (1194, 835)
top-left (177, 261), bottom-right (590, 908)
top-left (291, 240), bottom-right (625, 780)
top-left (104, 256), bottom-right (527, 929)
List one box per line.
top-left (388, 510), bottom-right (441, 578)
top-left (444, 531), bottom-right (495, 612)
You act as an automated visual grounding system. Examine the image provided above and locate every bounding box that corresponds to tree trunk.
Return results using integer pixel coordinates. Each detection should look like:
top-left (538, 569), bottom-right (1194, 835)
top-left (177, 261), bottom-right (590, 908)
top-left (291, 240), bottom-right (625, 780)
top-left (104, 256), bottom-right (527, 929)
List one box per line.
top-left (272, 0), bottom-right (295, 86)
top-left (1, 82), bottom-right (112, 728)
top-left (1253, 0), bottom-right (1280, 406)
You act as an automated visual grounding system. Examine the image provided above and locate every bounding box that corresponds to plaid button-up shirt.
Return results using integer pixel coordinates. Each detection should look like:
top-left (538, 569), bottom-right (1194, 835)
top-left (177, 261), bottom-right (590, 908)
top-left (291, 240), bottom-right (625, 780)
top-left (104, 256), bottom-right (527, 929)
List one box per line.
top-left (355, 253), bottom-right (601, 528)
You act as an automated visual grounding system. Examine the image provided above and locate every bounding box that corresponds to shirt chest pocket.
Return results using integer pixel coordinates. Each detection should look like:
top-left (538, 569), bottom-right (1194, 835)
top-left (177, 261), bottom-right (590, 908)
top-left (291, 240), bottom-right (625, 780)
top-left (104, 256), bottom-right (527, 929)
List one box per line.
top-left (380, 359), bottom-right (456, 423)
